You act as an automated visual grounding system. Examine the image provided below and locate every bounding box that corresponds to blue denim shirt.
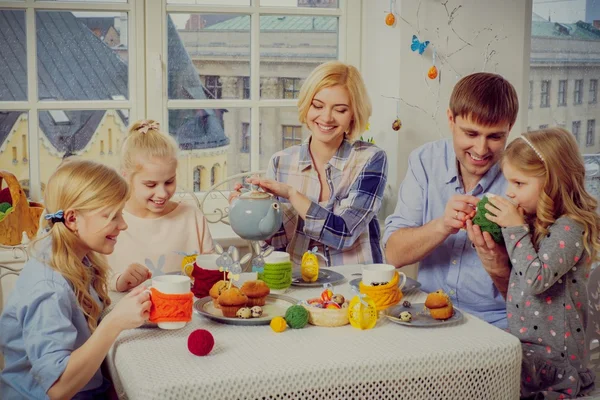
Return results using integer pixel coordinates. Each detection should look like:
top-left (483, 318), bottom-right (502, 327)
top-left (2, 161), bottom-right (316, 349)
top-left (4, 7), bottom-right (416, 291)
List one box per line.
top-left (383, 139), bottom-right (509, 329)
top-left (0, 238), bottom-right (110, 399)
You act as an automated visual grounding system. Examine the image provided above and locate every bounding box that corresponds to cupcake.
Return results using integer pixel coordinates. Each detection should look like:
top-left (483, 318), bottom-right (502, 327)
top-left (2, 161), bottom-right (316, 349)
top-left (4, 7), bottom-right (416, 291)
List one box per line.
top-left (240, 280), bottom-right (270, 306)
top-left (209, 280), bottom-right (235, 309)
top-left (218, 287), bottom-right (248, 317)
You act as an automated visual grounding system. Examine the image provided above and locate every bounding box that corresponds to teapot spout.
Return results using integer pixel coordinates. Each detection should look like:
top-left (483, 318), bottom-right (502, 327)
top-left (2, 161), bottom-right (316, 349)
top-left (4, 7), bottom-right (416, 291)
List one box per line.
top-left (258, 202), bottom-right (281, 236)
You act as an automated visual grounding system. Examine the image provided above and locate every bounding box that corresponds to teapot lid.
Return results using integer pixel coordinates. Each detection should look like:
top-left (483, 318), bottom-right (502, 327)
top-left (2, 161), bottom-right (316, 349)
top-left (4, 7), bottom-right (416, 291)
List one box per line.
top-left (239, 190), bottom-right (271, 200)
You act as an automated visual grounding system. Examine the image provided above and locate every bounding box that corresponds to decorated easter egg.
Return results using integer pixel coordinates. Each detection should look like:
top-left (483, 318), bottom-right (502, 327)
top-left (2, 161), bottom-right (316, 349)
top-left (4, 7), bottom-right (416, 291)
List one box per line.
top-left (301, 251), bottom-right (320, 282)
top-left (428, 65), bottom-right (438, 80)
top-left (392, 118), bottom-right (402, 131)
top-left (270, 316), bottom-right (287, 333)
top-left (348, 294), bottom-right (378, 330)
top-left (385, 13), bottom-right (395, 26)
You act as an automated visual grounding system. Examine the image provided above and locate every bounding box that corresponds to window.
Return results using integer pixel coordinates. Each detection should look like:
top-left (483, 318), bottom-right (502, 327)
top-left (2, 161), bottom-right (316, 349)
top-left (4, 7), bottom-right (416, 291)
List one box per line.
top-left (539, 124), bottom-right (548, 129)
top-left (540, 80), bottom-right (550, 108)
top-left (529, 80), bottom-right (533, 109)
top-left (282, 78), bottom-right (302, 99)
top-left (587, 120), bottom-right (596, 147)
top-left (282, 125), bottom-right (303, 148)
top-left (204, 76), bottom-right (222, 99)
top-left (558, 80), bottom-right (567, 106)
top-left (574, 79), bottom-right (583, 105)
top-left (590, 79), bottom-right (598, 104)
top-left (243, 77), bottom-right (250, 99)
top-left (241, 122), bottom-right (250, 152)
top-left (1, 2), bottom-right (360, 198)
top-left (572, 121), bottom-right (581, 143)
top-left (528, 7), bottom-right (598, 154)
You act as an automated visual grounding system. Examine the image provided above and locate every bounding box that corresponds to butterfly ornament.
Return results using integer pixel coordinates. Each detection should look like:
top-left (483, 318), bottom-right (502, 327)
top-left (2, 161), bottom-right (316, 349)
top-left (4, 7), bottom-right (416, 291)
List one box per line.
top-left (410, 35), bottom-right (429, 55)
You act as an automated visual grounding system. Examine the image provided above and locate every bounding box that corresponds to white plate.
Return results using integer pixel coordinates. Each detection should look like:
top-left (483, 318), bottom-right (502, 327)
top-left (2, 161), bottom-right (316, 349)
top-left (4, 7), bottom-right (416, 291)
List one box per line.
top-left (291, 269), bottom-right (345, 287)
top-left (194, 294), bottom-right (298, 325)
top-left (384, 303), bottom-right (463, 327)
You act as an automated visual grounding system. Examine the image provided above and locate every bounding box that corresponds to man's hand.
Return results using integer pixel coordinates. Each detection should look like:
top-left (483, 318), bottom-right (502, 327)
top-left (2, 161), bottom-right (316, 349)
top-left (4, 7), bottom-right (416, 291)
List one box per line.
top-left (436, 194), bottom-right (479, 235)
top-left (465, 219), bottom-right (510, 297)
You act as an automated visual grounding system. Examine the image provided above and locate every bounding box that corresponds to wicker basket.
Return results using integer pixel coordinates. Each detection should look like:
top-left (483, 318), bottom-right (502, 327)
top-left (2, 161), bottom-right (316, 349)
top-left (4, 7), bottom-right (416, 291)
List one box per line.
top-left (0, 170), bottom-right (44, 246)
top-left (302, 302), bottom-right (349, 327)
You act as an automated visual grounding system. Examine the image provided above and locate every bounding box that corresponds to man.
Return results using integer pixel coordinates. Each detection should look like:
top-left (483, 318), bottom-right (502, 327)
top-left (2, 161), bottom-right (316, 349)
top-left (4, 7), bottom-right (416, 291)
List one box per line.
top-left (384, 72), bottom-right (519, 329)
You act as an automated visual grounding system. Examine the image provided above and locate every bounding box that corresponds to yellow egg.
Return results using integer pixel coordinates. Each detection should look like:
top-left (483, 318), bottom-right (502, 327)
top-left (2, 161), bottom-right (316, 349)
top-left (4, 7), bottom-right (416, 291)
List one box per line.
top-left (301, 252), bottom-right (320, 282)
top-left (270, 316), bottom-right (287, 333)
top-left (348, 295), bottom-right (378, 330)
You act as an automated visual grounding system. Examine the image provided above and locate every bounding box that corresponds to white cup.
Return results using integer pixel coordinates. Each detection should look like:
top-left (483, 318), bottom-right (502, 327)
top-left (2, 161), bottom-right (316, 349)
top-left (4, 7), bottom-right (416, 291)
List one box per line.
top-left (193, 254), bottom-right (221, 270)
top-left (236, 271), bottom-right (258, 287)
top-left (152, 275), bottom-right (192, 330)
top-left (362, 264), bottom-right (407, 289)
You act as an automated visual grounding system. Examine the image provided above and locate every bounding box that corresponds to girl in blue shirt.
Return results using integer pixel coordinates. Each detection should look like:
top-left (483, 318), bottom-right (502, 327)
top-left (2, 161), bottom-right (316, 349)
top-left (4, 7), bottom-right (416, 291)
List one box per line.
top-left (0, 159), bottom-right (151, 400)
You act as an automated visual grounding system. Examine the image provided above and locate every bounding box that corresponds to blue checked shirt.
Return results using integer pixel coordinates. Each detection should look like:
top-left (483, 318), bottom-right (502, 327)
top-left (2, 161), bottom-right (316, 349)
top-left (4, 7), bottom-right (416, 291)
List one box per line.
top-left (383, 139), bottom-right (509, 329)
top-left (267, 138), bottom-right (388, 268)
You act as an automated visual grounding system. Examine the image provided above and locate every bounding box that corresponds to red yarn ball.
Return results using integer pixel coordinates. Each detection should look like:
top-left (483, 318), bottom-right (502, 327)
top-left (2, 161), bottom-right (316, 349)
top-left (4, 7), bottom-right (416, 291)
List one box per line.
top-left (187, 329), bottom-right (214, 356)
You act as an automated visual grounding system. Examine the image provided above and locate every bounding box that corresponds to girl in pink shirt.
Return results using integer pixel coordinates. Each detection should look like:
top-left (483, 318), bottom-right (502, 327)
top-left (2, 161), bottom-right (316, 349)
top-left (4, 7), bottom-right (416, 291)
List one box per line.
top-left (107, 120), bottom-right (215, 292)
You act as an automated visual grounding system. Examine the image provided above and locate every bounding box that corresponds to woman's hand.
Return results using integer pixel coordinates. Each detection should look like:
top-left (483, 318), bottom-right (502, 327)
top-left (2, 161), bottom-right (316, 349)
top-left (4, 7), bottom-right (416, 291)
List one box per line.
top-left (228, 183), bottom-right (244, 203)
top-left (116, 263), bottom-right (152, 292)
top-left (485, 194), bottom-right (525, 228)
top-left (248, 177), bottom-right (295, 200)
top-left (104, 285), bottom-right (151, 331)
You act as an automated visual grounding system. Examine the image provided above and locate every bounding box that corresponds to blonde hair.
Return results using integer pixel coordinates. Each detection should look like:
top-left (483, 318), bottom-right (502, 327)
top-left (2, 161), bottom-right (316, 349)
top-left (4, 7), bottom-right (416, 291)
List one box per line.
top-left (450, 72), bottom-right (519, 128)
top-left (33, 159), bottom-right (130, 332)
top-left (502, 128), bottom-right (600, 263)
top-left (121, 119), bottom-right (178, 177)
top-left (297, 61), bottom-right (372, 140)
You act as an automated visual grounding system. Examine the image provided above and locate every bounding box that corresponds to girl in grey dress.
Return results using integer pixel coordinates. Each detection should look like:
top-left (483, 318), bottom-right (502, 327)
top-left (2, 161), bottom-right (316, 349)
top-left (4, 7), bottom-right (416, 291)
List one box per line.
top-left (484, 128), bottom-right (600, 399)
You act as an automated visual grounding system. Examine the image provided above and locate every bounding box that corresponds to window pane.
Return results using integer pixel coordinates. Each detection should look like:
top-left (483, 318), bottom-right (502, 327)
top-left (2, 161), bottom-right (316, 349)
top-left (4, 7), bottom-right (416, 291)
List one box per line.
top-left (168, 13), bottom-right (250, 100)
top-left (261, 0), bottom-right (338, 8)
top-left (0, 111), bottom-right (30, 196)
top-left (168, 107), bottom-right (250, 191)
top-left (259, 107), bottom-right (309, 170)
top-left (0, 10), bottom-right (27, 101)
top-left (168, 0), bottom-right (249, 5)
top-left (528, 5), bottom-right (600, 150)
top-left (36, 109), bottom-right (128, 190)
top-left (260, 15), bottom-right (338, 99)
top-left (36, 11), bottom-right (129, 101)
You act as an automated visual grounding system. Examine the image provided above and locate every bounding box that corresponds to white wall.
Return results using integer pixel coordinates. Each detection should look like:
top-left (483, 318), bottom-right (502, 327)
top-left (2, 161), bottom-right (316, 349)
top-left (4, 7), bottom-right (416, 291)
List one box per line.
top-left (361, 0), bottom-right (532, 216)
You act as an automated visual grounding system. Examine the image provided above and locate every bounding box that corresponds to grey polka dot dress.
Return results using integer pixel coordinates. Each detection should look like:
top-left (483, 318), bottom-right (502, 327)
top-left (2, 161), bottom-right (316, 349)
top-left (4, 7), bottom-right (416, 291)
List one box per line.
top-left (503, 216), bottom-right (595, 399)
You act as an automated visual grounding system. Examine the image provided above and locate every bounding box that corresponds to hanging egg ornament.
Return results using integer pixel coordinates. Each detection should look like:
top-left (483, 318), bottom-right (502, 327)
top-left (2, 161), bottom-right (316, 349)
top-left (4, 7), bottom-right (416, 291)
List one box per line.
top-left (348, 294), bottom-right (378, 330)
top-left (385, 12), bottom-right (395, 26)
top-left (392, 118), bottom-right (402, 131)
top-left (428, 65), bottom-right (438, 80)
top-left (301, 250), bottom-right (320, 283)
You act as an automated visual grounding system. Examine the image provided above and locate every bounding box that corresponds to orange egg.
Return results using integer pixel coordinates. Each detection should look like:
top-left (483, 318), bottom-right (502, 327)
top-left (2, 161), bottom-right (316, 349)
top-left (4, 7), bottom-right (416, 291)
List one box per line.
top-left (428, 66), bottom-right (438, 80)
top-left (385, 13), bottom-right (395, 26)
top-left (320, 288), bottom-right (333, 302)
top-left (325, 302), bottom-right (341, 310)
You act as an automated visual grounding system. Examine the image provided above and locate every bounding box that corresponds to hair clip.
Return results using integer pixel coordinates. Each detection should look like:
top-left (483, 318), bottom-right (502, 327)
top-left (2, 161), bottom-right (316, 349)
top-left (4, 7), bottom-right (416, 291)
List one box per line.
top-left (520, 135), bottom-right (545, 163)
top-left (136, 121), bottom-right (160, 134)
top-left (45, 210), bottom-right (65, 224)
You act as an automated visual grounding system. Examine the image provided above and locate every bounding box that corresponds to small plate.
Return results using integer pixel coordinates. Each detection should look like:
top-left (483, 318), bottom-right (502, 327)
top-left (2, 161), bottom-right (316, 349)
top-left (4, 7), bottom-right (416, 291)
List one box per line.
top-left (348, 277), bottom-right (421, 292)
top-left (291, 269), bottom-right (345, 287)
top-left (383, 303), bottom-right (463, 327)
top-left (194, 294), bottom-right (298, 325)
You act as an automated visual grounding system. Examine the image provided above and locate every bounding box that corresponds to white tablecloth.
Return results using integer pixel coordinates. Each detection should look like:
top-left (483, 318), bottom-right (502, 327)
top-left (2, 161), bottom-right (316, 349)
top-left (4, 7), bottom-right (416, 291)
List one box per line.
top-left (106, 264), bottom-right (522, 400)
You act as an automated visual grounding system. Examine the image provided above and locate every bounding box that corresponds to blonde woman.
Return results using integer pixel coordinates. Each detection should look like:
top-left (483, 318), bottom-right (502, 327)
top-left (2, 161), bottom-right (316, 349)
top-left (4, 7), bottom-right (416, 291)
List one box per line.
top-left (107, 120), bottom-right (214, 292)
top-left (483, 128), bottom-right (599, 398)
top-left (247, 61), bottom-right (388, 267)
top-left (0, 159), bottom-right (151, 399)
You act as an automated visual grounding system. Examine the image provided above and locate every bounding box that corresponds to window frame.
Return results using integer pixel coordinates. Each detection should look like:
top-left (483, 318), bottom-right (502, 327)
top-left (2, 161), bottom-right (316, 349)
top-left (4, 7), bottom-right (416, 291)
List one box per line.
top-left (574, 79), bottom-right (583, 105)
top-left (0, 0), bottom-right (144, 201)
top-left (281, 77), bottom-right (302, 99)
top-left (590, 79), bottom-right (598, 105)
top-left (558, 79), bottom-right (567, 107)
top-left (282, 124), bottom-right (303, 149)
top-left (148, 0), bottom-right (359, 175)
top-left (587, 119), bottom-right (596, 147)
top-left (572, 120), bottom-right (581, 143)
top-left (540, 80), bottom-right (550, 108)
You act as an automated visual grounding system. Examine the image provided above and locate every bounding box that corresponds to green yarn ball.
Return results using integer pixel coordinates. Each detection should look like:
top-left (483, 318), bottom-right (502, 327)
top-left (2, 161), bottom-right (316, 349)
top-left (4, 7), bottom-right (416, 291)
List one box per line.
top-left (284, 305), bottom-right (309, 329)
top-left (472, 195), bottom-right (503, 244)
top-left (0, 202), bottom-right (11, 213)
